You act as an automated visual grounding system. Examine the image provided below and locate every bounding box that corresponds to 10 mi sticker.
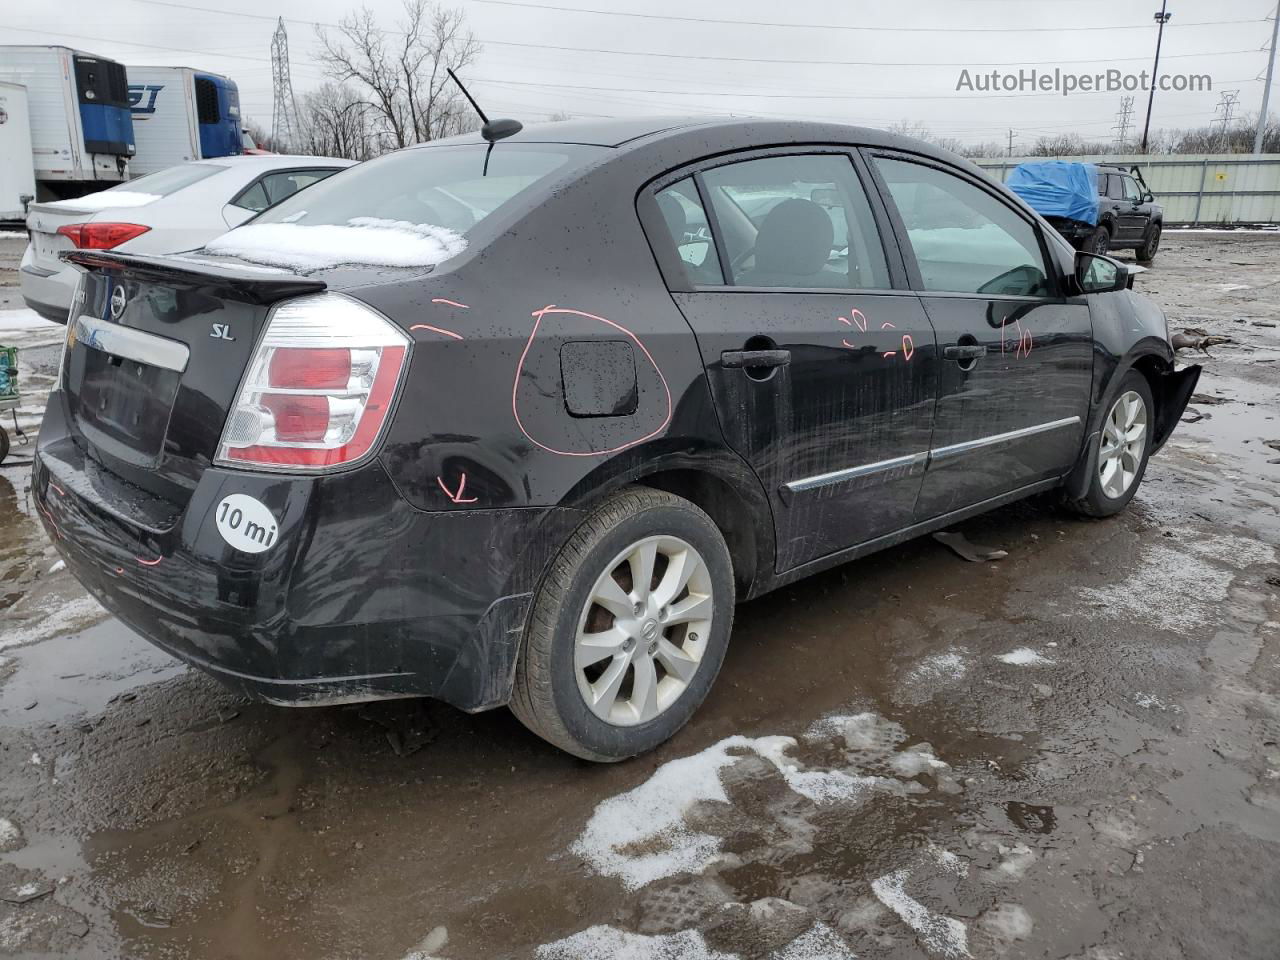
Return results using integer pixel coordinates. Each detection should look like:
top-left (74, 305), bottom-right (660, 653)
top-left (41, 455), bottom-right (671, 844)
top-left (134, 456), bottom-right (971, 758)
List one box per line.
top-left (215, 494), bottom-right (278, 553)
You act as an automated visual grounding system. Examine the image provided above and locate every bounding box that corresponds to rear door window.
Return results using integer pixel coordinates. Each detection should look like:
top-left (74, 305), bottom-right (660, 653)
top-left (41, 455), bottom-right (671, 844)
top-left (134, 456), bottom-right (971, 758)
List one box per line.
top-left (654, 178), bottom-right (723, 285)
top-left (699, 154), bottom-right (889, 290)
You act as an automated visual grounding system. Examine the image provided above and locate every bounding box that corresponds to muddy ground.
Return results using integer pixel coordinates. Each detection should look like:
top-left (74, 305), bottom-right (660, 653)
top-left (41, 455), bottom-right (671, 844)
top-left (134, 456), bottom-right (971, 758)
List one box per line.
top-left (0, 231), bottom-right (1278, 960)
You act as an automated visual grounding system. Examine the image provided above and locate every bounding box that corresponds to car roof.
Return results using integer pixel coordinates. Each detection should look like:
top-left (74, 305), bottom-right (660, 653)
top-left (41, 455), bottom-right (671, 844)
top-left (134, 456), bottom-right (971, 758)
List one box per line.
top-left (425, 116), bottom-right (979, 168)
top-left (426, 116), bottom-right (728, 148)
top-left (204, 155), bottom-right (356, 170)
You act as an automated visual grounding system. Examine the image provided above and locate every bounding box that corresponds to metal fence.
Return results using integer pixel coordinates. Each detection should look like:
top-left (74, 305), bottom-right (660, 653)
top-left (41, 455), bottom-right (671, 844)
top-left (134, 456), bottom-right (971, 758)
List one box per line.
top-left (975, 154), bottom-right (1280, 226)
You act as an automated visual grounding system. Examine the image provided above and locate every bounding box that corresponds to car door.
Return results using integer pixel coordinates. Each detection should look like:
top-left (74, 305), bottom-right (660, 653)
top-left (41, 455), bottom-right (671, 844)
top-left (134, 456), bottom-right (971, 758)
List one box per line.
top-left (1118, 174), bottom-right (1147, 241)
top-left (642, 148), bottom-right (939, 571)
top-left (866, 152), bottom-right (1093, 520)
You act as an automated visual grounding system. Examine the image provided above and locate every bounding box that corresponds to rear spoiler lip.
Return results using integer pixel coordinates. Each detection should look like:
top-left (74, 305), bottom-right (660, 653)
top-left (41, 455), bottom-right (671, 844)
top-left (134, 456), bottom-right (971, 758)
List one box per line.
top-left (62, 250), bottom-right (327, 304)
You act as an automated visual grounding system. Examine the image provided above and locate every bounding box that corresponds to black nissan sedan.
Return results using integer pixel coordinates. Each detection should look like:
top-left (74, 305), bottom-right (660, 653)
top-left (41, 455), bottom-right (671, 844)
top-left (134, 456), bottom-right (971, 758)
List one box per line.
top-left (35, 118), bottom-right (1199, 761)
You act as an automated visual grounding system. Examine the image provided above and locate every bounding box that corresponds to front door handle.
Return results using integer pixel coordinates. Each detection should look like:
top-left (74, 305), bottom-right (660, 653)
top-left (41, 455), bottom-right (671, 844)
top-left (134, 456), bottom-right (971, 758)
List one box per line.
top-left (944, 344), bottom-right (987, 361)
top-left (721, 349), bottom-right (791, 370)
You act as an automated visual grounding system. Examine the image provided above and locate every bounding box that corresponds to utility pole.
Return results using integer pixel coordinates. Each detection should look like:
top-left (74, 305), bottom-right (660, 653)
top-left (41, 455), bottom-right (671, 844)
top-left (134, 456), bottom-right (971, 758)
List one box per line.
top-left (1007, 128), bottom-right (1015, 157)
top-left (1254, 0), bottom-right (1280, 154)
top-left (1141, 0), bottom-right (1172, 152)
top-left (271, 17), bottom-right (302, 152)
top-left (1113, 96), bottom-right (1135, 151)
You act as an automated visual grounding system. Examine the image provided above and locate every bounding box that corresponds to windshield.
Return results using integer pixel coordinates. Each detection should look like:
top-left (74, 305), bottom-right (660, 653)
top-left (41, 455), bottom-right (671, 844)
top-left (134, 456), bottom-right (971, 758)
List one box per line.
top-left (253, 143), bottom-right (604, 237)
top-left (102, 162), bottom-right (223, 197)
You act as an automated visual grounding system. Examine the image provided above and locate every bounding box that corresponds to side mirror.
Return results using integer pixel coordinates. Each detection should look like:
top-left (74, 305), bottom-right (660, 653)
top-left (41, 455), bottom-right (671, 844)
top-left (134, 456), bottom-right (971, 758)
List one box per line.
top-left (1075, 252), bottom-right (1129, 294)
top-left (1143, 192), bottom-right (1154, 203)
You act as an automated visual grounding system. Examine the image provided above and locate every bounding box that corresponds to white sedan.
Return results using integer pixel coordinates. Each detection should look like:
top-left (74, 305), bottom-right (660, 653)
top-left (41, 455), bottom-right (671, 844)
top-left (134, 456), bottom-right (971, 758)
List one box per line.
top-left (20, 155), bottom-right (355, 322)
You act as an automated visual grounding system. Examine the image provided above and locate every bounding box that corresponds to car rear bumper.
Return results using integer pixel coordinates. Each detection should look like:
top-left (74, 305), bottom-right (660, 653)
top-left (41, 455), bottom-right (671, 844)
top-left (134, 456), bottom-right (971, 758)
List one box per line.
top-left (20, 247), bottom-right (76, 323)
top-left (33, 394), bottom-right (559, 711)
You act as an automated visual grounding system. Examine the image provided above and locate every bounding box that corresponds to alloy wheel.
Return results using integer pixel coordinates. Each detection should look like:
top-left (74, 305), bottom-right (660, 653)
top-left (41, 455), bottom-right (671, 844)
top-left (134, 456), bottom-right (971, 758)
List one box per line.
top-left (574, 535), bottom-right (714, 726)
top-left (1098, 390), bottom-right (1148, 499)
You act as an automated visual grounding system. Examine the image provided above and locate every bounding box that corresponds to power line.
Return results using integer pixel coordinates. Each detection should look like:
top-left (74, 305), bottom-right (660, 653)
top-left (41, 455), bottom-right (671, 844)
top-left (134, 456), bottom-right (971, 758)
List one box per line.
top-left (471, 0), bottom-right (1265, 34)
top-left (466, 72), bottom-right (1262, 104)
top-left (92, 2), bottom-right (1268, 70)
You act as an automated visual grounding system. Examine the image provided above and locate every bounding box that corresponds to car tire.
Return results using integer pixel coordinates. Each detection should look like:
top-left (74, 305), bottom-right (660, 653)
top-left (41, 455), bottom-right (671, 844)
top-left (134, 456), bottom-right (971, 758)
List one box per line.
top-left (510, 486), bottom-right (735, 762)
top-left (1065, 370), bottom-right (1154, 518)
top-left (1136, 222), bottom-right (1162, 263)
top-left (0, 426), bottom-right (8, 465)
top-left (1087, 225), bottom-right (1111, 255)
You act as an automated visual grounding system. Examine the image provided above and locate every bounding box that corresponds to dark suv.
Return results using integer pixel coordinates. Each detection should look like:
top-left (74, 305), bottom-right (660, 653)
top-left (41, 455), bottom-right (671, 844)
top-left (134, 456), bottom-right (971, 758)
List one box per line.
top-left (35, 118), bottom-right (1198, 761)
top-left (1090, 164), bottom-right (1163, 261)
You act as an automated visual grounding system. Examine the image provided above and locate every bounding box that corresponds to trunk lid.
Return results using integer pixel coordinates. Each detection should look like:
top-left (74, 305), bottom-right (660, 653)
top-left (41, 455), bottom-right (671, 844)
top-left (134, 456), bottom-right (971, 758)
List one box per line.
top-left (61, 251), bottom-right (325, 510)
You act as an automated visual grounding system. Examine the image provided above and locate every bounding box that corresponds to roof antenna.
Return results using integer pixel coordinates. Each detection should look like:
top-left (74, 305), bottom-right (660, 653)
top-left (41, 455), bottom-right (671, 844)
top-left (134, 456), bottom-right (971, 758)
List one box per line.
top-left (448, 68), bottom-right (522, 176)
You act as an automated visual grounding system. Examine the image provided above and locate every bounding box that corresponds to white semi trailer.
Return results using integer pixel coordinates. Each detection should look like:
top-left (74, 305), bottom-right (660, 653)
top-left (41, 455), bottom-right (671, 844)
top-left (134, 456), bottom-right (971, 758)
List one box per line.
top-left (0, 45), bottom-right (135, 200)
top-left (127, 65), bottom-right (243, 176)
top-left (0, 81), bottom-right (37, 220)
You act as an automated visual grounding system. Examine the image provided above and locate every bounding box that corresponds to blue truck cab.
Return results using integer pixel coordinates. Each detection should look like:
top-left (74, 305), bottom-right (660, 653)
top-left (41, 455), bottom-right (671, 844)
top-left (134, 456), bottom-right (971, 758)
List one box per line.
top-left (195, 73), bottom-right (242, 160)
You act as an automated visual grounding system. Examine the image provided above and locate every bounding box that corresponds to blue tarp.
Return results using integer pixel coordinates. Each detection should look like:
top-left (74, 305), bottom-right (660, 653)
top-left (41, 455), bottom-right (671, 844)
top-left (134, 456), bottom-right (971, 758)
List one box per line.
top-left (1006, 161), bottom-right (1099, 226)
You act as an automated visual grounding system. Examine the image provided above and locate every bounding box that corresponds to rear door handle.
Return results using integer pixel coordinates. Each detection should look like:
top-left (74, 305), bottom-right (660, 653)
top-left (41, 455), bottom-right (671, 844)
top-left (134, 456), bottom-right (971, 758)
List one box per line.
top-left (721, 349), bottom-right (791, 369)
top-left (944, 344), bottom-right (987, 361)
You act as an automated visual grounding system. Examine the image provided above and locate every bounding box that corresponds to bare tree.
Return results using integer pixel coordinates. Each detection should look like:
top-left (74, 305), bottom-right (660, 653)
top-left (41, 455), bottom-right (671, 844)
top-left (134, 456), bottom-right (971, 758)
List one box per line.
top-left (300, 84), bottom-right (376, 160)
top-left (317, 0), bottom-right (481, 150)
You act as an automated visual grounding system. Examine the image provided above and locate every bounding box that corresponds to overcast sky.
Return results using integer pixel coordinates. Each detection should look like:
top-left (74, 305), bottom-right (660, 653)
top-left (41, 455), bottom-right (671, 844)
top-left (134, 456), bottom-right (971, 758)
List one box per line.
top-left (3, 0), bottom-right (1276, 149)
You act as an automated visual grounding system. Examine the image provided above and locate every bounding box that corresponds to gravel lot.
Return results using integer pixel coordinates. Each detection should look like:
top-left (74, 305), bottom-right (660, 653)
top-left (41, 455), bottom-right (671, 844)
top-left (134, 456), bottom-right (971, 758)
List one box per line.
top-left (0, 230), bottom-right (1278, 960)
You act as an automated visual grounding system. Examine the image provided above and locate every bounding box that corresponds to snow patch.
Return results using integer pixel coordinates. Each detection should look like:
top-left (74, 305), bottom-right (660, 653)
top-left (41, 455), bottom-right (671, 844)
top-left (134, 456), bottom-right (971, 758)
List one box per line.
top-left (536, 923), bottom-right (855, 960)
top-left (572, 715), bottom-right (936, 889)
top-left (571, 734), bottom-right (889, 890)
top-left (0, 308), bottom-right (59, 334)
top-left (771, 921), bottom-right (857, 959)
top-left (536, 925), bottom-right (735, 960)
top-left (1078, 530), bottom-right (1275, 632)
top-left (44, 190), bottom-right (162, 211)
top-left (1134, 692), bottom-right (1178, 711)
top-left (0, 595), bottom-right (108, 653)
top-left (0, 818), bottom-right (20, 850)
top-left (889, 744), bottom-right (950, 778)
top-left (204, 218), bottom-right (467, 270)
top-left (907, 652), bottom-right (967, 684)
top-left (995, 648), bottom-right (1053, 666)
top-left (48, 560), bottom-right (65, 574)
top-left (871, 869), bottom-right (970, 959)
top-left (980, 903), bottom-right (1033, 941)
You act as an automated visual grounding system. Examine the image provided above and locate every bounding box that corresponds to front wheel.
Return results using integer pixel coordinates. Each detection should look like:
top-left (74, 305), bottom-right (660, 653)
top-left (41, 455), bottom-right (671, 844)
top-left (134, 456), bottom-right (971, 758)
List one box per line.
top-left (1136, 222), bottom-right (1162, 263)
top-left (510, 487), bottom-right (735, 761)
top-left (1065, 370), bottom-right (1154, 517)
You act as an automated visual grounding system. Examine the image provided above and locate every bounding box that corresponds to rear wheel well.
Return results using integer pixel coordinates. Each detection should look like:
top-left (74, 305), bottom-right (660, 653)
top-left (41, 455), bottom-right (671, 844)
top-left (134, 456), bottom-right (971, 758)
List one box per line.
top-left (637, 469), bottom-right (760, 597)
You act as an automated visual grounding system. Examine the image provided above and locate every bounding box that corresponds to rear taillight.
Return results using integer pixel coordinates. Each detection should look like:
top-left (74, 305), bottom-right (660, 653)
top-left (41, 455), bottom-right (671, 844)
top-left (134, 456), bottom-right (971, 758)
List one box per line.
top-left (56, 222), bottom-right (151, 249)
top-left (215, 293), bottom-right (410, 471)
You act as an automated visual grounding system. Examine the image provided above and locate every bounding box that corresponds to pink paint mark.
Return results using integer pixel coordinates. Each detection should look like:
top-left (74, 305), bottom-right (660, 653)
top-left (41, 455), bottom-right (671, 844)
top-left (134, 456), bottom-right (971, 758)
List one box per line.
top-left (841, 339), bottom-right (857, 349)
top-left (851, 309), bottom-right (868, 332)
top-left (409, 323), bottom-right (464, 341)
top-left (880, 321), bottom-right (896, 330)
top-left (431, 297), bottom-right (470, 309)
top-left (114, 567), bottom-right (125, 575)
top-left (882, 351), bottom-right (898, 359)
top-left (35, 501), bottom-right (60, 540)
top-left (839, 316), bottom-right (852, 326)
top-left (902, 334), bottom-right (915, 361)
top-left (49, 481), bottom-right (66, 497)
top-left (136, 555), bottom-right (163, 567)
top-left (513, 305), bottom-right (673, 457)
top-left (436, 472), bottom-right (478, 504)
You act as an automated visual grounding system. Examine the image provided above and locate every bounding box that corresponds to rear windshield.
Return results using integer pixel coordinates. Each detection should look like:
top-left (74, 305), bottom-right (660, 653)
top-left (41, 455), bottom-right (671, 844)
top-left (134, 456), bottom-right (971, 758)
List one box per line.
top-left (102, 163), bottom-right (222, 197)
top-left (252, 143), bottom-right (603, 236)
